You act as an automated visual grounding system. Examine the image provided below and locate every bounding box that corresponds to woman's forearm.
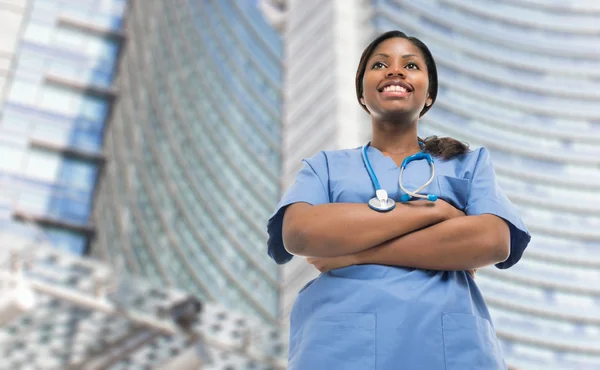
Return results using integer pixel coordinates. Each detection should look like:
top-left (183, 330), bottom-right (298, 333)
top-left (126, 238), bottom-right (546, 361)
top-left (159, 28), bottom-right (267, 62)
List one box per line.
top-left (282, 200), bottom-right (458, 258)
top-left (355, 214), bottom-right (510, 270)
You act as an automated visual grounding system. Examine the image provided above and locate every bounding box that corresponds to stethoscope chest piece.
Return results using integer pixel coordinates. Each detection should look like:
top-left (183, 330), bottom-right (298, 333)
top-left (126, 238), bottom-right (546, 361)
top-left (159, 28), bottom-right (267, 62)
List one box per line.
top-left (368, 189), bottom-right (396, 212)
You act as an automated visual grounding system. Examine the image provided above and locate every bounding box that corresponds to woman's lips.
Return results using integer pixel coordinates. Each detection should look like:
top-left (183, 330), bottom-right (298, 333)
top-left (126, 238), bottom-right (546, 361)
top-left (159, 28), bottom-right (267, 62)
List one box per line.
top-left (380, 90), bottom-right (411, 98)
top-left (378, 81), bottom-right (413, 99)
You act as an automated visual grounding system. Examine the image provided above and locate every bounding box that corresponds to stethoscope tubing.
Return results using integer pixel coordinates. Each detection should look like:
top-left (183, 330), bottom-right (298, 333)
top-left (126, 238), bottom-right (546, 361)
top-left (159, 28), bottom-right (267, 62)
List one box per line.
top-left (362, 142), bottom-right (436, 206)
top-left (361, 144), bottom-right (382, 191)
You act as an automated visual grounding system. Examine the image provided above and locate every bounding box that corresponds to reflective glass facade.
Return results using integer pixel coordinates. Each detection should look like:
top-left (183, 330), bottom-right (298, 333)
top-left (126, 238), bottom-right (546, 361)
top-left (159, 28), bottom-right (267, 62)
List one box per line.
top-left (0, 229), bottom-right (286, 369)
top-left (277, 0), bottom-right (373, 319)
top-left (91, 0), bottom-right (282, 323)
top-left (0, 0), bottom-right (127, 255)
top-left (373, 0), bottom-right (600, 368)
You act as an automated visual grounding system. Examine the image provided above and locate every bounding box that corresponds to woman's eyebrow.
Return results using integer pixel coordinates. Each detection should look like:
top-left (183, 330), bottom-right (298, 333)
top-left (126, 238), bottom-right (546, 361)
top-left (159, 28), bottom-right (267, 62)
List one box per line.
top-left (370, 53), bottom-right (418, 60)
top-left (371, 53), bottom-right (390, 59)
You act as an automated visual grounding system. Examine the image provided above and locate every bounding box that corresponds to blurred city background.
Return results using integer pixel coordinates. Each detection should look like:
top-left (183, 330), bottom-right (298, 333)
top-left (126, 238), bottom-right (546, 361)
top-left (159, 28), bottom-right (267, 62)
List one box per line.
top-left (0, 0), bottom-right (599, 369)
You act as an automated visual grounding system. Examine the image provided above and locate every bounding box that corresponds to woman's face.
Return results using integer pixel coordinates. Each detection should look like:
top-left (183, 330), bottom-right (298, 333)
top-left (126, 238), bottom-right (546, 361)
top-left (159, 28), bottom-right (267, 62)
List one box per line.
top-left (361, 37), bottom-right (432, 120)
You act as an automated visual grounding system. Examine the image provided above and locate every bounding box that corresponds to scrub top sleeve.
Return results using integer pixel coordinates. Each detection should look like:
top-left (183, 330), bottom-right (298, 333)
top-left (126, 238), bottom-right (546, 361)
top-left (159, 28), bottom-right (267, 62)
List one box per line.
top-left (465, 147), bottom-right (531, 269)
top-left (267, 152), bottom-right (331, 265)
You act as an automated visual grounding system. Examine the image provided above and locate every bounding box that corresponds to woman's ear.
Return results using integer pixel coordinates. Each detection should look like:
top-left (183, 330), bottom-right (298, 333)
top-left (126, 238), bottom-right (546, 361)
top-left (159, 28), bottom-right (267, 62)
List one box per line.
top-left (360, 97), bottom-right (365, 105)
top-left (425, 97), bottom-right (433, 107)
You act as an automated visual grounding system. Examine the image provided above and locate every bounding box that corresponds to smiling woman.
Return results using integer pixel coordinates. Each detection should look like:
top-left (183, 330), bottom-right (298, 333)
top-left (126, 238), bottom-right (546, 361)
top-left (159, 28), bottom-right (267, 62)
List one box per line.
top-left (357, 35), bottom-right (434, 117)
top-left (267, 30), bottom-right (531, 369)
top-left (356, 30), bottom-right (468, 161)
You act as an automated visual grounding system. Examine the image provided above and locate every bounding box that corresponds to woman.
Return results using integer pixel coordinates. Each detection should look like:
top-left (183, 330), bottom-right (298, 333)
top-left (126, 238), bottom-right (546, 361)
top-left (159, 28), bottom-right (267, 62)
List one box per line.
top-left (267, 30), bottom-right (531, 369)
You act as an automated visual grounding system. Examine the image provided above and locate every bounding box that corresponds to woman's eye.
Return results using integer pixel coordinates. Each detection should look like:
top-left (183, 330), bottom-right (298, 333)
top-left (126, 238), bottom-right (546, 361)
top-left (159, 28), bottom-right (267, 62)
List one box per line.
top-left (372, 61), bottom-right (386, 69)
top-left (406, 62), bottom-right (419, 69)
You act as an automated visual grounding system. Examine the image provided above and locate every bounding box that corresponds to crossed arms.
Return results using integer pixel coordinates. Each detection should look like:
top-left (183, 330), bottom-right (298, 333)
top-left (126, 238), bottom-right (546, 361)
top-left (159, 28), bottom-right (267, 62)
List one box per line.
top-left (282, 200), bottom-right (510, 272)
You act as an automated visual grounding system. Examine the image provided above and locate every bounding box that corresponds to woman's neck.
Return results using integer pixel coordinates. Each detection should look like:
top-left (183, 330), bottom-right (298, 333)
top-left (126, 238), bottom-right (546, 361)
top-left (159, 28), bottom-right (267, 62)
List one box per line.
top-left (370, 118), bottom-right (420, 155)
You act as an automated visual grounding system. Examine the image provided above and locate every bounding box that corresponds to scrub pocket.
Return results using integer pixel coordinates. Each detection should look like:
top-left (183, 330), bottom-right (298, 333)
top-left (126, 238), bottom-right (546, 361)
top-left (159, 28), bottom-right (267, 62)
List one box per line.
top-left (436, 175), bottom-right (470, 210)
top-left (289, 313), bottom-right (376, 370)
top-left (442, 313), bottom-right (506, 370)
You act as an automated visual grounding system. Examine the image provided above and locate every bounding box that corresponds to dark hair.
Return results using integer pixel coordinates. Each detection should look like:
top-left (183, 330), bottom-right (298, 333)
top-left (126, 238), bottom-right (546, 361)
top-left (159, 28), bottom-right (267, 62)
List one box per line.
top-left (355, 30), bottom-right (468, 160)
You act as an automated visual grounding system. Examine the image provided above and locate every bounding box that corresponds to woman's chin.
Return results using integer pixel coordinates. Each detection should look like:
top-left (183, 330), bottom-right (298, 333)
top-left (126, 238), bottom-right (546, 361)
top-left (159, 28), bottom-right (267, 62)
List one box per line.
top-left (374, 107), bottom-right (421, 122)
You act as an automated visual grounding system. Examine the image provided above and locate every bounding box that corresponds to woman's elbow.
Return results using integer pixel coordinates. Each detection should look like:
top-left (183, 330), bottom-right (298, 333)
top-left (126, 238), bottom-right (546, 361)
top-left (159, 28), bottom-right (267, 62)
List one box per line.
top-left (492, 240), bottom-right (510, 264)
top-left (281, 203), bottom-right (313, 255)
top-left (478, 214), bottom-right (511, 263)
top-left (490, 222), bottom-right (511, 263)
top-left (283, 221), bottom-right (333, 257)
top-left (282, 226), bottom-right (308, 256)
top-left (282, 212), bottom-right (314, 256)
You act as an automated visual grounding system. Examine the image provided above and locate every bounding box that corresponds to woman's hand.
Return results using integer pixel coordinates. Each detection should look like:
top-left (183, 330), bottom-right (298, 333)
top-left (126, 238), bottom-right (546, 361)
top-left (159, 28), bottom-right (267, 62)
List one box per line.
top-left (433, 199), bottom-right (466, 220)
top-left (306, 254), bottom-right (359, 273)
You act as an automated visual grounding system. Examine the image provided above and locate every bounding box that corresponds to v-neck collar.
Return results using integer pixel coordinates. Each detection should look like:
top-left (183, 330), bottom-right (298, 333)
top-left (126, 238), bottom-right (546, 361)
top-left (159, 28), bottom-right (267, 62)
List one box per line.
top-left (365, 142), bottom-right (402, 170)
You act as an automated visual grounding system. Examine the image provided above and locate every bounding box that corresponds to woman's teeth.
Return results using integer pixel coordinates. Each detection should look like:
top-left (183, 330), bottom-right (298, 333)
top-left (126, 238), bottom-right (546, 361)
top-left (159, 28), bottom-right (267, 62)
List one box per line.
top-left (383, 85), bottom-right (407, 92)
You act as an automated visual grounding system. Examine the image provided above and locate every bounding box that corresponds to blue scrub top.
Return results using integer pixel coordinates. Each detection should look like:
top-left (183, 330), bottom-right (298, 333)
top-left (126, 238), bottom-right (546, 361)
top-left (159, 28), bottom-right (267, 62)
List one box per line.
top-left (267, 145), bottom-right (531, 370)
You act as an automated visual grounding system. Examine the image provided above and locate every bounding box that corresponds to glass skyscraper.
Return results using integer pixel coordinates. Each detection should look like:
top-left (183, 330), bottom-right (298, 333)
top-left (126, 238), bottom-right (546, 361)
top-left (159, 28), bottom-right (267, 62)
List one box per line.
top-left (0, 0), bottom-right (127, 256)
top-left (275, 0), bottom-right (374, 318)
top-left (91, 0), bottom-right (283, 323)
top-left (0, 2), bottom-right (288, 367)
top-left (373, 2), bottom-right (600, 368)
top-left (0, 229), bottom-right (286, 369)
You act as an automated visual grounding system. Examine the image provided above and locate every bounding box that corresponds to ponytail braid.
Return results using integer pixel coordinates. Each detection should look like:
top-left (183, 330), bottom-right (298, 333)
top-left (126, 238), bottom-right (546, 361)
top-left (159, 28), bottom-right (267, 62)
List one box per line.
top-left (418, 135), bottom-right (469, 160)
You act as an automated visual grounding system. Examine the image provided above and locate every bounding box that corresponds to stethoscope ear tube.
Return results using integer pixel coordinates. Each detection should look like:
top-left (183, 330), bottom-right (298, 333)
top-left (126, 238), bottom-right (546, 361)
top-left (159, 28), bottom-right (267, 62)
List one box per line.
top-left (398, 162), bottom-right (436, 203)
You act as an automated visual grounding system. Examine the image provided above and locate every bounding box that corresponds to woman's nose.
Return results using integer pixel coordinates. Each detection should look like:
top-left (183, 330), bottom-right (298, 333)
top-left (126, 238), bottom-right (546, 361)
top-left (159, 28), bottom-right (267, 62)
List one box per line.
top-left (387, 67), bottom-right (405, 77)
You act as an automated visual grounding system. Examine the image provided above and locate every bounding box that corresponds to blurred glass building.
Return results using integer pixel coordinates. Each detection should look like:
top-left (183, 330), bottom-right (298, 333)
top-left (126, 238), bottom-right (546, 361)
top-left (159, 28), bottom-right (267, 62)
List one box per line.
top-left (265, 0), bottom-right (376, 321)
top-left (0, 0), bottom-right (127, 255)
top-left (91, 0), bottom-right (283, 324)
top-left (3, 0), bottom-right (597, 368)
top-left (275, 0), bottom-right (600, 369)
top-left (0, 224), bottom-right (286, 369)
top-left (0, 1), bottom-right (288, 365)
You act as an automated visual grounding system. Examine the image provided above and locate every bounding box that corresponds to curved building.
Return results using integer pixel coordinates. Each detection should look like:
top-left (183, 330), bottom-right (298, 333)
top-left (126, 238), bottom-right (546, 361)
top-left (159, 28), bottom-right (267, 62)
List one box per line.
top-left (0, 0), bottom-right (126, 255)
top-left (91, 0), bottom-right (283, 323)
top-left (374, 1), bottom-right (600, 368)
top-left (279, 0), bottom-right (600, 368)
top-left (275, 0), bottom-right (374, 320)
top-left (0, 225), bottom-right (286, 369)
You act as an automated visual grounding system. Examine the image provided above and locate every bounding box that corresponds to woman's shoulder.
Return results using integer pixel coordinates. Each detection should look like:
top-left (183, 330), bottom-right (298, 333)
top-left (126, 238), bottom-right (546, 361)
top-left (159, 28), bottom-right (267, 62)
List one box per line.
top-left (304, 147), bottom-right (363, 166)
top-left (444, 146), bottom-right (489, 164)
top-left (437, 146), bottom-right (491, 180)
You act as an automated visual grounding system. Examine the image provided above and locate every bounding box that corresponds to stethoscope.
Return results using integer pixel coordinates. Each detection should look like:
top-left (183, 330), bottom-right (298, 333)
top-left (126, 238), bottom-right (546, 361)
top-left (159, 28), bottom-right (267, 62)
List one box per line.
top-left (361, 142), bottom-right (438, 212)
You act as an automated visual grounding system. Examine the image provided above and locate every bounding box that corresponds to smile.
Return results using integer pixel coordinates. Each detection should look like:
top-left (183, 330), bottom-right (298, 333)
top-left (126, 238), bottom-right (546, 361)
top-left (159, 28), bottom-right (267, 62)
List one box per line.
top-left (379, 85), bottom-right (412, 98)
top-left (382, 85), bottom-right (408, 92)
top-left (377, 79), bottom-right (414, 98)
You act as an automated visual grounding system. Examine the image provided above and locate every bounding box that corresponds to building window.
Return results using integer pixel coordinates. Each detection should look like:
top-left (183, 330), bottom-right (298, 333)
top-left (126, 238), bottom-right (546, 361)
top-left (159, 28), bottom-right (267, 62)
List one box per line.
top-left (25, 148), bottom-right (61, 182)
top-left (43, 226), bottom-right (87, 255)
